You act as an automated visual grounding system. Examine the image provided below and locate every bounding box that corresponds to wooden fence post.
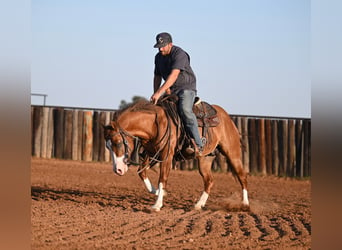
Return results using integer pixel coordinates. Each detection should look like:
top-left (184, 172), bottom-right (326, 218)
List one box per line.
top-left (287, 119), bottom-right (296, 177)
top-left (241, 117), bottom-right (250, 173)
top-left (258, 119), bottom-right (267, 175)
top-left (53, 108), bottom-right (64, 159)
top-left (83, 111), bottom-right (93, 161)
top-left (278, 119), bottom-right (288, 176)
top-left (248, 118), bottom-right (258, 174)
top-left (32, 106), bottom-right (42, 157)
top-left (303, 120), bottom-right (311, 177)
top-left (72, 110), bottom-right (79, 161)
top-left (40, 107), bottom-right (49, 158)
top-left (46, 108), bottom-right (54, 159)
top-left (295, 120), bottom-right (303, 177)
top-left (99, 111), bottom-right (107, 162)
top-left (271, 120), bottom-right (279, 176)
top-left (265, 119), bottom-right (272, 175)
top-left (77, 110), bottom-right (84, 161)
top-left (63, 110), bottom-right (73, 160)
top-left (92, 111), bottom-right (100, 161)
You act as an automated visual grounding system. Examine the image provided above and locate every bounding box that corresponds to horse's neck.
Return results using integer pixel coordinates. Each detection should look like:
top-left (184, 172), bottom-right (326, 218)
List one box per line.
top-left (119, 111), bottom-right (159, 139)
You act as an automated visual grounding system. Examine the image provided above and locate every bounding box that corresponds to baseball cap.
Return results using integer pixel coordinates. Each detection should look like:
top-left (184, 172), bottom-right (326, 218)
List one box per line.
top-left (153, 32), bottom-right (172, 48)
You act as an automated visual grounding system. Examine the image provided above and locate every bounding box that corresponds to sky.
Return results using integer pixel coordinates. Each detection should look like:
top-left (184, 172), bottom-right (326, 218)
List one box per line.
top-left (31, 0), bottom-right (311, 118)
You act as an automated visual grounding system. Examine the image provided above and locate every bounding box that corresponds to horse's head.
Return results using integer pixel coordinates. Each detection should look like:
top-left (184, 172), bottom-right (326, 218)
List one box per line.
top-left (103, 121), bottom-right (139, 176)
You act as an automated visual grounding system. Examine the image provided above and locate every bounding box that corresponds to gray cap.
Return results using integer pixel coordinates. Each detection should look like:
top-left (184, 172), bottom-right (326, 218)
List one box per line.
top-left (153, 32), bottom-right (172, 48)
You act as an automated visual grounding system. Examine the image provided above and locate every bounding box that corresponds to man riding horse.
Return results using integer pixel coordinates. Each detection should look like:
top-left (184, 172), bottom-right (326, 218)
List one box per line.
top-left (103, 32), bottom-right (250, 212)
top-left (150, 32), bottom-right (203, 156)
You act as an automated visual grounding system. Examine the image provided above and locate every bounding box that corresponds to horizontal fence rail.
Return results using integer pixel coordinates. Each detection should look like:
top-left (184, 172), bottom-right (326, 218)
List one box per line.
top-left (31, 105), bottom-right (311, 177)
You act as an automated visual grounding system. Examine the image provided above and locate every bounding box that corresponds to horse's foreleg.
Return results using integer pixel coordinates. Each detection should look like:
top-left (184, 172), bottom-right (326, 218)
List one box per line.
top-left (151, 157), bottom-right (172, 211)
top-left (138, 168), bottom-right (158, 194)
top-left (195, 157), bottom-right (214, 210)
top-left (195, 191), bottom-right (209, 210)
top-left (151, 182), bottom-right (165, 211)
top-left (143, 177), bottom-right (158, 194)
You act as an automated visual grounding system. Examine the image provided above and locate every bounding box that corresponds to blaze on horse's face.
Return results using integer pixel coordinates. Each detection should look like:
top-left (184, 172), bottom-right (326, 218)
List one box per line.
top-left (103, 124), bottom-right (129, 176)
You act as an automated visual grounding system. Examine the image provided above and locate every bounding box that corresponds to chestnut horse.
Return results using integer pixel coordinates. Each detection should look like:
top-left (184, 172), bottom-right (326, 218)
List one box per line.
top-left (103, 100), bottom-right (249, 211)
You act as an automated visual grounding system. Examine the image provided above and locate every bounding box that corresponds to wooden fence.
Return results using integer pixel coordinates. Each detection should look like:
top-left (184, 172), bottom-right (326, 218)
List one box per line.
top-left (31, 105), bottom-right (311, 177)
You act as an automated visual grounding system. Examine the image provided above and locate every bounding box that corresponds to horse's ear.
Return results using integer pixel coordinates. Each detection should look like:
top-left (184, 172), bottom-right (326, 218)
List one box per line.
top-left (102, 123), bottom-right (114, 130)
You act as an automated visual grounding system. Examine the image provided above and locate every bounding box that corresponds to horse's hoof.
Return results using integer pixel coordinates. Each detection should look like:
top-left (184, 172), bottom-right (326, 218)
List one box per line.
top-left (242, 201), bottom-right (250, 207)
top-left (194, 205), bottom-right (203, 210)
top-left (241, 204), bottom-right (250, 212)
top-left (151, 206), bottom-right (161, 212)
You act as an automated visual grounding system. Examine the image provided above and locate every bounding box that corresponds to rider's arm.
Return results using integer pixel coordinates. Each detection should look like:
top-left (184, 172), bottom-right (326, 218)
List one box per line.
top-left (157, 69), bottom-right (180, 94)
top-left (151, 69), bottom-right (180, 104)
top-left (153, 75), bottom-right (162, 93)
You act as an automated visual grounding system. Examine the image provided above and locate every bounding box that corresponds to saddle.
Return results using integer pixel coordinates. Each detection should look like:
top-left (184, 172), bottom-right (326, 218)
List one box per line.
top-left (158, 94), bottom-right (220, 156)
top-left (192, 97), bottom-right (220, 146)
top-left (193, 97), bottom-right (220, 128)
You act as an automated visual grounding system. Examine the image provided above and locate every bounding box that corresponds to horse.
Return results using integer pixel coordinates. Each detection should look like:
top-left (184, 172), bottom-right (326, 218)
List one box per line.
top-left (103, 99), bottom-right (249, 211)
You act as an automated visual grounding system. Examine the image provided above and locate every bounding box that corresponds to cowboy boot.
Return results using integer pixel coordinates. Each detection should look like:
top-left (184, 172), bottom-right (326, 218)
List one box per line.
top-left (185, 139), bottom-right (203, 156)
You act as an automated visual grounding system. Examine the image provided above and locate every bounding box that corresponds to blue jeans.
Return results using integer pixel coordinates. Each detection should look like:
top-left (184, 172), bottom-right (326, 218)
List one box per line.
top-left (177, 89), bottom-right (203, 148)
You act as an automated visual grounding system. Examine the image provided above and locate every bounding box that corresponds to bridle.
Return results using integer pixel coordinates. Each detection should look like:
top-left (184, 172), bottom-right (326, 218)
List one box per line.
top-left (105, 127), bottom-right (141, 166)
top-left (105, 111), bottom-right (173, 173)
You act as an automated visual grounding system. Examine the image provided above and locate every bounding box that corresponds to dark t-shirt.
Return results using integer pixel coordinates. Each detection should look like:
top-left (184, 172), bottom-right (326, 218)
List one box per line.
top-left (154, 45), bottom-right (197, 94)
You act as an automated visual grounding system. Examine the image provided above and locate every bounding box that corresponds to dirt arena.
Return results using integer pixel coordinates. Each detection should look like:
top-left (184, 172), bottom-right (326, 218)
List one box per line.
top-left (31, 158), bottom-right (311, 249)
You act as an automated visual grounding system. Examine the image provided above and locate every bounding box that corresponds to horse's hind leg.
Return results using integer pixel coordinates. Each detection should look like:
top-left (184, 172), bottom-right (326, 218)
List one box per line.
top-left (232, 158), bottom-right (249, 207)
top-left (195, 156), bottom-right (215, 210)
top-left (219, 144), bottom-right (249, 207)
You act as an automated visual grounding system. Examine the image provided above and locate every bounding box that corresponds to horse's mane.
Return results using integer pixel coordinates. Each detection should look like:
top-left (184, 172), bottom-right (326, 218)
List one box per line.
top-left (113, 99), bottom-right (158, 120)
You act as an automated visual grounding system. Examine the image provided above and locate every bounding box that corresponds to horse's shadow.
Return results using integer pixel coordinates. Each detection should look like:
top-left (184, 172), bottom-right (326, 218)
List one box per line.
top-left (31, 186), bottom-right (250, 213)
top-left (31, 186), bottom-right (192, 213)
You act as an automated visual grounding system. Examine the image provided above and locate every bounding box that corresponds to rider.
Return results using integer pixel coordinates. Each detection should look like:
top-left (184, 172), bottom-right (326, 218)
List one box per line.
top-left (150, 32), bottom-right (203, 156)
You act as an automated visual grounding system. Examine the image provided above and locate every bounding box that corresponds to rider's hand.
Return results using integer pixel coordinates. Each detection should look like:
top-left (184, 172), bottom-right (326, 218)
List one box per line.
top-left (150, 91), bottom-right (161, 105)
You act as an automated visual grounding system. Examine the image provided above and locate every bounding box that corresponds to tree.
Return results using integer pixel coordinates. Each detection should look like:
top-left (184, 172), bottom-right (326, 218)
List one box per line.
top-left (119, 96), bottom-right (147, 109)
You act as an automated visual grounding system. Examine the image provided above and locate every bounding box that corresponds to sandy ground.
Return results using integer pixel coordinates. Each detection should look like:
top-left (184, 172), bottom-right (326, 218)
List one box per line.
top-left (31, 158), bottom-right (311, 249)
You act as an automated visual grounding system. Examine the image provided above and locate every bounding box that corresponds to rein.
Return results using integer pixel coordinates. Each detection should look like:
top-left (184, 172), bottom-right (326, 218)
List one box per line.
top-left (109, 107), bottom-right (173, 174)
top-left (137, 111), bottom-right (173, 174)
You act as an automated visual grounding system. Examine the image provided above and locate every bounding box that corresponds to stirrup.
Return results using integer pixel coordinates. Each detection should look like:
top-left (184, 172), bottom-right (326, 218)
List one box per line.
top-left (201, 137), bottom-right (207, 146)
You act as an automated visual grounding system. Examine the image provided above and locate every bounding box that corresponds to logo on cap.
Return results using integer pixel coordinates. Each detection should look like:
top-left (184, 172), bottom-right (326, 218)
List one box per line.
top-left (158, 36), bottom-right (164, 44)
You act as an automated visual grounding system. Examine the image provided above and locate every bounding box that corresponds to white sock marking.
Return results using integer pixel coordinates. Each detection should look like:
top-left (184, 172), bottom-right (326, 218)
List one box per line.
top-left (143, 178), bottom-right (156, 194)
top-left (242, 189), bottom-right (249, 206)
top-left (152, 183), bottom-right (164, 211)
top-left (195, 191), bottom-right (209, 209)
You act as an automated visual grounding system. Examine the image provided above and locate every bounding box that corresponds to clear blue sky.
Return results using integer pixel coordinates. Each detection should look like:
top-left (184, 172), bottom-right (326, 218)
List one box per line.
top-left (31, 0), bottom-right (310, 118)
